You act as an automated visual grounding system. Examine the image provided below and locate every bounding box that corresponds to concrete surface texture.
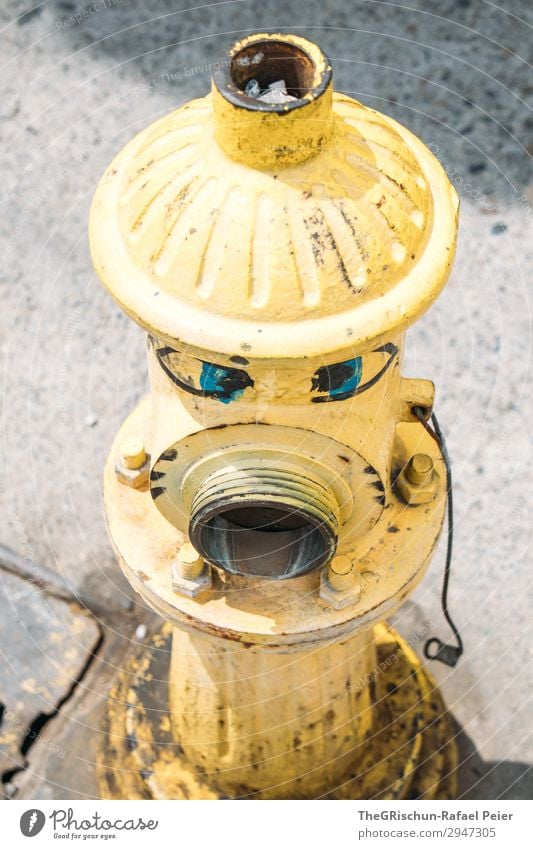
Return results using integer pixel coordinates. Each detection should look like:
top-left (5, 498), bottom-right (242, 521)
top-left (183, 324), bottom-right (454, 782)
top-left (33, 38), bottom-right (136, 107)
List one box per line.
top-left (0, 0), bottom-right (531, 798)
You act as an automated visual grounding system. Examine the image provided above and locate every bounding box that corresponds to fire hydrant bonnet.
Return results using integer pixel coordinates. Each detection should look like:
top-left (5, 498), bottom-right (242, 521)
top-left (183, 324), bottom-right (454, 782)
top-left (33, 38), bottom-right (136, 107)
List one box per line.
top-left (89, 32), bottom-right (458, 362)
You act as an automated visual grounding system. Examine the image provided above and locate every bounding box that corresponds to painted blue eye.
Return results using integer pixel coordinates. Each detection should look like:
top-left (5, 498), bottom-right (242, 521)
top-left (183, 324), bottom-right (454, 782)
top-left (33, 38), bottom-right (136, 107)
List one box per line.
top-left (311, 343), bottom-right (398, 403)
top-left (199, 362), bottom-right (253, 404)
top-left (152, 337), bottom-right (253, 403)
top-left (311, 358), bottom-right (362, 400)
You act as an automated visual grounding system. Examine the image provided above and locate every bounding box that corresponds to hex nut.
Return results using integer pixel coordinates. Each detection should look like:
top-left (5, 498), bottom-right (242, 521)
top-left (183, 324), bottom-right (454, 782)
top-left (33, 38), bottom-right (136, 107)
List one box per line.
top-left (115, 438), bottom-right (150, 490)
top-left (396, 454), bottom-right (438, 505)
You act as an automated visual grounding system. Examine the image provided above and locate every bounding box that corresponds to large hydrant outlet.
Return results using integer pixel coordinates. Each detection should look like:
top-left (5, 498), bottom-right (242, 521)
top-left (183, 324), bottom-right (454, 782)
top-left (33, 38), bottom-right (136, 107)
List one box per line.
top-left (90, 32), bottom-right (460, 800)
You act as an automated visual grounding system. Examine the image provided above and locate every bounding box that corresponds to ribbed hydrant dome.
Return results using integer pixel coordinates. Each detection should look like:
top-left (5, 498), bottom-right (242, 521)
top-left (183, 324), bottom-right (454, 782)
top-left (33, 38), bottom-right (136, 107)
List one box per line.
top-left (89, 33), bottom-right (458, 360)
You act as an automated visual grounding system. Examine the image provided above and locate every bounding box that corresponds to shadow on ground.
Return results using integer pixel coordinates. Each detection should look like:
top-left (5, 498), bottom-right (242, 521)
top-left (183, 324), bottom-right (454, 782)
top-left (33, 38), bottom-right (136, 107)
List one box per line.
top-left (455, 721), bottom-right (533, 800)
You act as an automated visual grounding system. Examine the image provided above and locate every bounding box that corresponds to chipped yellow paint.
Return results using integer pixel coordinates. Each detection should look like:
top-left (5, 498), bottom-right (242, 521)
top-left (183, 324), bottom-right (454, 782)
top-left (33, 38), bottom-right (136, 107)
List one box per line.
top-left (103, 400), bottom-right (446, 640)
top-left (89, 34), bottom-right (458, 361)
top-left (91, 33), bottom-right (459, 800)
top-left (213, 33), bottom-right (333, 170)
top-left (98, 623), bottom-right (457, 800)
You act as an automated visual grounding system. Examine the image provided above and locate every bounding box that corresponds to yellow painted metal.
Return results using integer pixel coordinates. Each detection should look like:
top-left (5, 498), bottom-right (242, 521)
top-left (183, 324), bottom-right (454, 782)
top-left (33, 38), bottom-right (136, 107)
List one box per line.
top-left (90, 32), bottom-right (460, 799)
top-left (89, 33), bottom-right (458, 361)
top-left (212, 33), bottom-right (334, 170)
top-left (328, 555), bottom-right (356, 592)
top-left (119, 436), bottom-right (147, 470)
top-left (103, 400), bottom-right (446, 640)
top-left (98, 623), bottom-right (457, 800)
top-left (176, 543), bottom-right (204, 580)
top-left (407, 453), bottom-right (434, 485)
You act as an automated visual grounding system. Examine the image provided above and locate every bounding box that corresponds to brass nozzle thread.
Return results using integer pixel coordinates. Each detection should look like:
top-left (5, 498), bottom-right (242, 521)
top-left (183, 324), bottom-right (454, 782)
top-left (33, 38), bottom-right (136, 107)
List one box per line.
top-left (189, 459), bottom-right (340, 578)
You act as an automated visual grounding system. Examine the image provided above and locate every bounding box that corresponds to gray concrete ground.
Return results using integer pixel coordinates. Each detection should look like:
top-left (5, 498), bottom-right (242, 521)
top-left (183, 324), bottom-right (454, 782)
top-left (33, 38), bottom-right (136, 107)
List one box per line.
top-left (0, 0), bottom-right (532, 798)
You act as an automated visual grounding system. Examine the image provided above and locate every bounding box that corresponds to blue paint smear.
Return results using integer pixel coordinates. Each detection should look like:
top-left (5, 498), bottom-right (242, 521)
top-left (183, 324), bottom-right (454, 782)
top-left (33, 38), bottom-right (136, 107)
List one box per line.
top-left (329, 357), bottom-right (362, 397)
top-left (199, 362), bottom-right (248, 404)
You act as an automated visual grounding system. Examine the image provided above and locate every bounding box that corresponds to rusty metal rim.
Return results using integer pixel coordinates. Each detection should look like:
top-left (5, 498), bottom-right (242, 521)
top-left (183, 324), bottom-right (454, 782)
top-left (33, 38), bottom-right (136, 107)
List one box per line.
top-left (212, 33), bottom-right (332, 115)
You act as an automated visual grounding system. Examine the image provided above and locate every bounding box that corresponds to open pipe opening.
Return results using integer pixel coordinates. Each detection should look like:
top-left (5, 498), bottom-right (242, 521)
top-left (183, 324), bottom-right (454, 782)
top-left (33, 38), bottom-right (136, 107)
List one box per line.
top-left (188, 458), bottom-right (340, 580)
top-left (190, 501), bottom-right (335, 579)
top-left (230, 40), bottom-right (316, 102)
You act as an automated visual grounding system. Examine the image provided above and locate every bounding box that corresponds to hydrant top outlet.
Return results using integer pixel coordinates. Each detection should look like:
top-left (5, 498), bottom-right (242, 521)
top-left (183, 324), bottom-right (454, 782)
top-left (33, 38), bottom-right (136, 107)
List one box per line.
top-left (211, 33), bottom-right (333, 168)
top-left (89, 32), bottom-right (458, 362)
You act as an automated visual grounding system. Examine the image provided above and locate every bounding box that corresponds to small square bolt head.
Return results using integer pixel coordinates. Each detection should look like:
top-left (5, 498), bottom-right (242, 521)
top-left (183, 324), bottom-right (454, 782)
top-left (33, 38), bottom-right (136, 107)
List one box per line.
top-left (319, 556), bottom-right (362, 610)
top-left (114, 438), bottom-right (150, 490)
top-left (396, 453), bottom-right (438, 505)
top-left (171, 544), bottom-right (212, 598)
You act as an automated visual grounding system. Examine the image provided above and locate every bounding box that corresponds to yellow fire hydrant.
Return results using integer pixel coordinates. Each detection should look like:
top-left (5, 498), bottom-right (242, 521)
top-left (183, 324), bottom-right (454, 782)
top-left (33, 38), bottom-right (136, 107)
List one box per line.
top-left (90, 33), bottom-right (459, 800)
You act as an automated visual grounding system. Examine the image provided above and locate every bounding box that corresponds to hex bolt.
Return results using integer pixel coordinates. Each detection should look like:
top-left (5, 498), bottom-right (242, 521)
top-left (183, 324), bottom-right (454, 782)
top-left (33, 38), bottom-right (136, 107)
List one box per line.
top-left (406, 453), bottom-right (434, 486)
top-left (120, 437), bottom-right (147, 470)
top-left (395, 452), bottom-right (438, 505)
top-left (320, 555), bottom-right (361, 609)
top-left (177, 543), bottom-right (205, 580)
top-left (328, 555), bottom-right (355, 592)
top-left (115, 436), bottom-right (150, 489)
top-left (172, 543), bottom-right (211, 598)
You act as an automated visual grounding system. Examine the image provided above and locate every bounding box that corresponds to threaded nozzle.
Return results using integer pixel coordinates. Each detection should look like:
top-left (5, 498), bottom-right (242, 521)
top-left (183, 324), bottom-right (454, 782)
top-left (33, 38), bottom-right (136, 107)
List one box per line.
top-left (189, 461), bottom-right (339, 579)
